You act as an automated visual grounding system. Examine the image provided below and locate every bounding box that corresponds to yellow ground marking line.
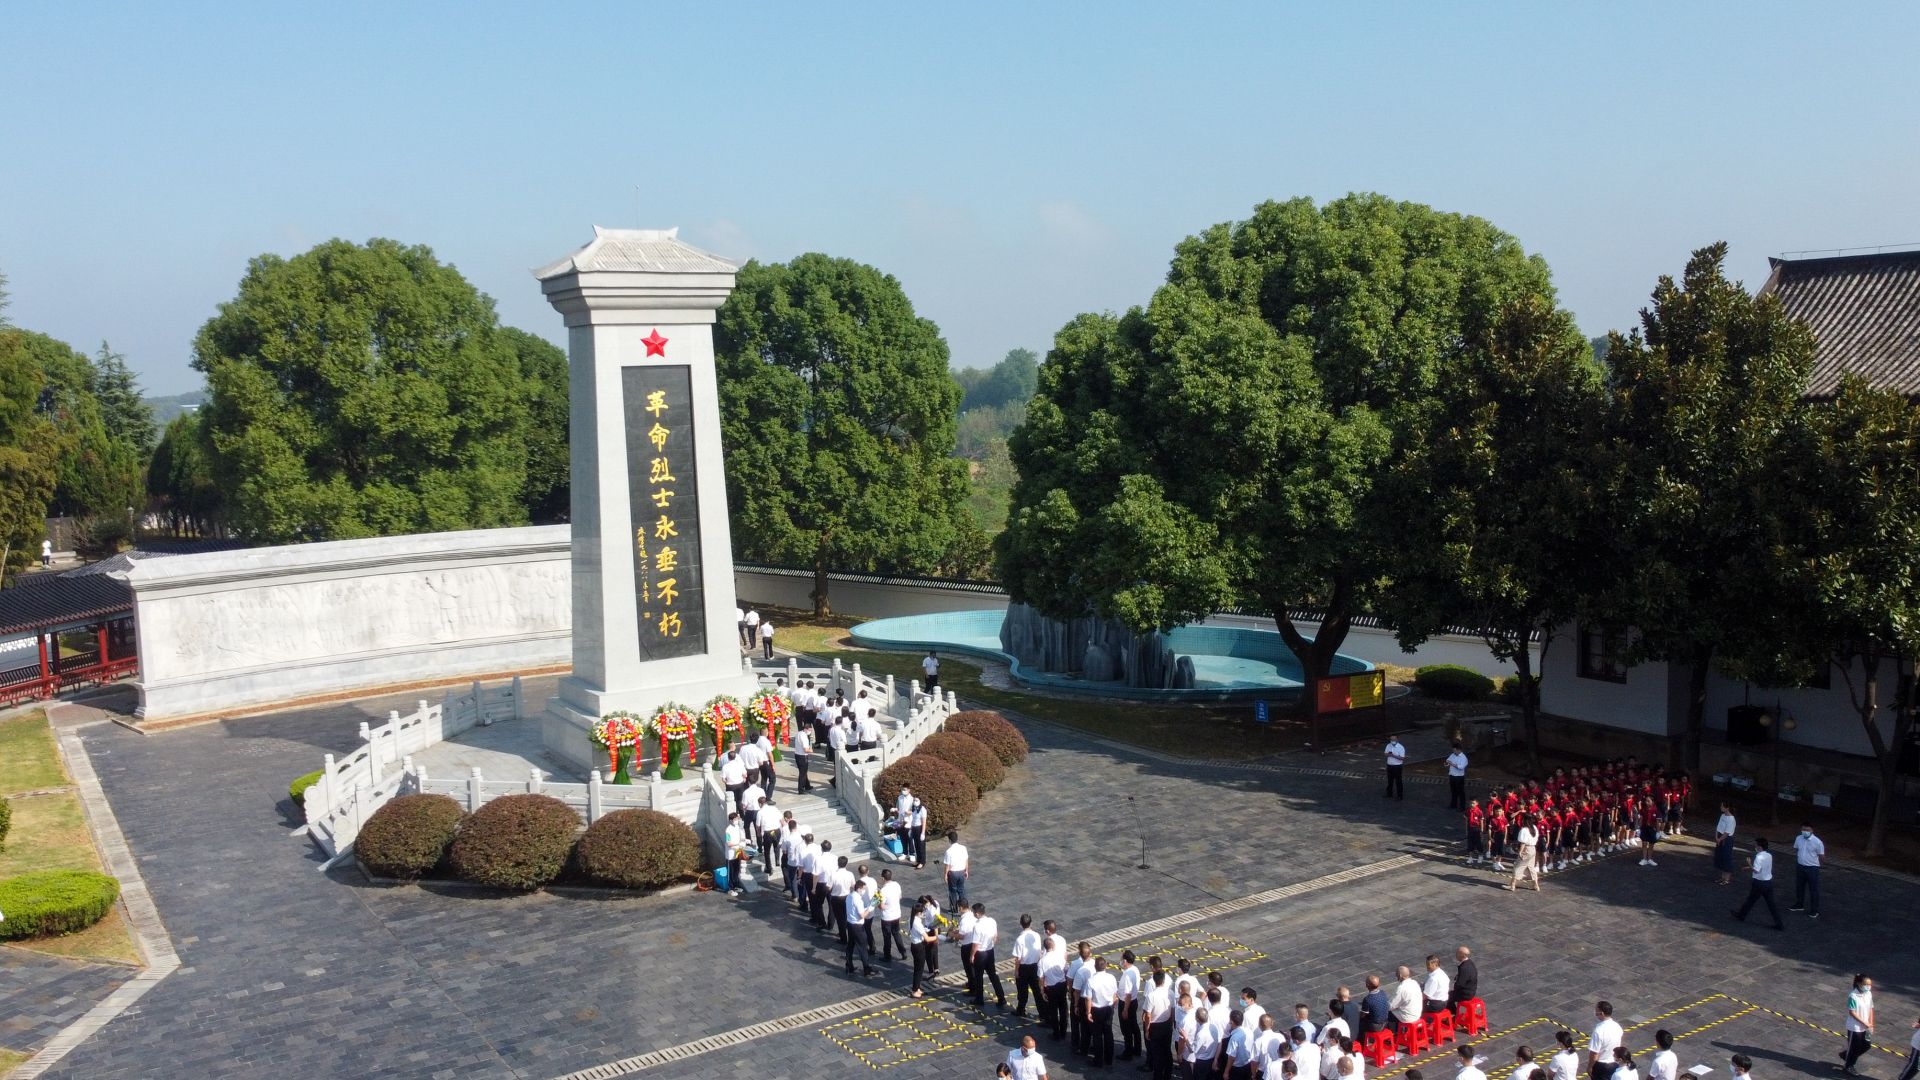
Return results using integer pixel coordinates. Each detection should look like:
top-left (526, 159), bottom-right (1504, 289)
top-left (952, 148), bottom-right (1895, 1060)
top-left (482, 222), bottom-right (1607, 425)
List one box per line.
top-left (1721, 995), bottom-right (1907, 1059)
top-left (1369, 1017), bottom-right (1556, 1079)
top-left (819, 998), bottom-right (1031, 1069)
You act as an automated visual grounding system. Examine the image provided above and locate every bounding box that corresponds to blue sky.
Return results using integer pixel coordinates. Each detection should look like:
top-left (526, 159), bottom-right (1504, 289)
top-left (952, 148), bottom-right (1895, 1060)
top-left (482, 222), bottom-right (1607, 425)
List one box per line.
top-left (3, 3), bottom-right (1916, 395)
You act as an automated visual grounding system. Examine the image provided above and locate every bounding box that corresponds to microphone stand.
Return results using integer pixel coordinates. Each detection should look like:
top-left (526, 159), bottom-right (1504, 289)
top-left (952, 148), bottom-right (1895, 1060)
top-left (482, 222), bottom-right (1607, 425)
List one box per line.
top-left (1130, 795), bottom-right (1149, 869)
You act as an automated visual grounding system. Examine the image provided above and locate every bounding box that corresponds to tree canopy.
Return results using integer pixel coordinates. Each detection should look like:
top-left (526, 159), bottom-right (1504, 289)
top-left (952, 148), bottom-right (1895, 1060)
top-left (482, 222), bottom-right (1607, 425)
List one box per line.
top-left (193, 238), bottom-right (533, 541)
top-left (956, 347), bottom-right (1039, 412)
top-left (1000, 193), bottom-right (1559, 681)
top-left (501, 327), bottom-right (570, 524)
top-left (715, 253), bottom-right (984, 613)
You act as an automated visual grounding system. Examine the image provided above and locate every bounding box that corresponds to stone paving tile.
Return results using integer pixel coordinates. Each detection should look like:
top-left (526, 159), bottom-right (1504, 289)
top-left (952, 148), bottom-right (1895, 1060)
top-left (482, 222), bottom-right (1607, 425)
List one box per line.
top-left (24, 683), bottom-right (1919, 1080)
top-left (0, 949), bottom-right (128, 1058)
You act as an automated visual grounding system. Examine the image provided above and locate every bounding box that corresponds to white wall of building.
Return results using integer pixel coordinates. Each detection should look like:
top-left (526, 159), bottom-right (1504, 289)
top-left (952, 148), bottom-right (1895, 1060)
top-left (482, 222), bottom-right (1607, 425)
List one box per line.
top-left (1537, 624), bottom-right (1682, 736)
top-left (1701, 659), bottom-right (1894, 758)
top-left (130, 526), bottom-right (571, 723)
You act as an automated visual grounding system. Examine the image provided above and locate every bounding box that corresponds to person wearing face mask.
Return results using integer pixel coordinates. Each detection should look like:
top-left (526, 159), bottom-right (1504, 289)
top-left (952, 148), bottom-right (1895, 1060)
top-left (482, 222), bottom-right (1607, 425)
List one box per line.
top-left (1791, 822), bottom-right (1826, 918)
top-left (1841, 974), bottom-right (1875, 1075)
top-left (1004, 1034), bottom-right (1049, 1080)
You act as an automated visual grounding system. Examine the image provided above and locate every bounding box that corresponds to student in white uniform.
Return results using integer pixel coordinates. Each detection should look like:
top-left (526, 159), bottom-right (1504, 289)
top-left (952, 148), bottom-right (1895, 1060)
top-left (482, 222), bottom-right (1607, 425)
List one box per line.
top-left (1548, 1031), bottom-right (1581, 1080)
top-left (1647, 1031), bottom-right (1678, 1080)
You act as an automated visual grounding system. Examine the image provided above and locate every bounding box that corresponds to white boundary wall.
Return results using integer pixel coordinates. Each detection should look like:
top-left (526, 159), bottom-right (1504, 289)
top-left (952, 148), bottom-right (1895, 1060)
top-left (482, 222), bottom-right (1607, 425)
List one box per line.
top-left (129, 526), bottom-right (571, 723)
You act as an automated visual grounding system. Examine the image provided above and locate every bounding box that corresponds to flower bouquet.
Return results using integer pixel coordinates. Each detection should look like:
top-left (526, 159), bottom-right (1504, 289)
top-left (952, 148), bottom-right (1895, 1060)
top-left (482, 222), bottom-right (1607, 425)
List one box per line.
top-left (702, 695), bottom-right (746, 758)
top-left (651, 702), bottom-right (699, 780)
top-left (748, 690), bottom-right (793, 761)
top-left (590, 711), bottom-right (646, 785)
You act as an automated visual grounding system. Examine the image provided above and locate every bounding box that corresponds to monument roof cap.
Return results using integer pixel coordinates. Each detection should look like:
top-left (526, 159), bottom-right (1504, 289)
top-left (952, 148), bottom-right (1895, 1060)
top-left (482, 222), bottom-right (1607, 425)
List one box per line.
top-left (533, 226), bottom-right (739, 280)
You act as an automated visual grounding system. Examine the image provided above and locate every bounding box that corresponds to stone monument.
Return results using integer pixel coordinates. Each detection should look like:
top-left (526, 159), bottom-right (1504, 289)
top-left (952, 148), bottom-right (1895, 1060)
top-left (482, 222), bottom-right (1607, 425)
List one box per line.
top-left (534, 227), bottom-right (758, 773)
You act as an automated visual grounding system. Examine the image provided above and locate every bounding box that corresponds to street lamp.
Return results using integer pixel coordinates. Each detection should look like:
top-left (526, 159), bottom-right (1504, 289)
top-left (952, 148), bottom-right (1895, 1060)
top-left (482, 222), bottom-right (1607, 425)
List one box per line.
top-left (1758, 710), bottom-right (1799, 826)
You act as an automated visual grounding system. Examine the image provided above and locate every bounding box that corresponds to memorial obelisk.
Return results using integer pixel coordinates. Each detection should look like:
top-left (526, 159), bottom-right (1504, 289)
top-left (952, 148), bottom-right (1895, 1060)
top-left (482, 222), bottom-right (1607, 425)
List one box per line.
top-left (534, 227), bottom-right (756, 773)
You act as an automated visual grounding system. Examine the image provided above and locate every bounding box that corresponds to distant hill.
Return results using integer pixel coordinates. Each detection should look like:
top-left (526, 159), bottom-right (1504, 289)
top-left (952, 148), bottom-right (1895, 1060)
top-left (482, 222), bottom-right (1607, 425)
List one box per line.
top-left (146, 390), bottom-right (206, 426)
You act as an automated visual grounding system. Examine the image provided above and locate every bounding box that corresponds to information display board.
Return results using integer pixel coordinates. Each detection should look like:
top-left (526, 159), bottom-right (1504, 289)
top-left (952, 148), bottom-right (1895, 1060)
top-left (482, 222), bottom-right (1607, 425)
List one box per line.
top-left (623, 365), bottom-right (706, 660)
top-left (1309, 669), bottom-right (1389, 748)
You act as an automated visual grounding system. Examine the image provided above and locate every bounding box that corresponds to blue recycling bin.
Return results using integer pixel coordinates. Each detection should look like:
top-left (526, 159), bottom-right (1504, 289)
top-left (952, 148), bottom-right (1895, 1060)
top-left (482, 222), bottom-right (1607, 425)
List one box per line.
top-left (712, 865), bottom-right (730, 892)
top-left (884, 835), bottom-right (904, 856)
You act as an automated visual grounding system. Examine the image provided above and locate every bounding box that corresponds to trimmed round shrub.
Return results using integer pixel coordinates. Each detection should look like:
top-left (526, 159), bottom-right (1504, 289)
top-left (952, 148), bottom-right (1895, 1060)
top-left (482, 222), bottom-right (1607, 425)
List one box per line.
top-left (448, 793), bottom-right (580, 890)
top-left (945, 710), bottom-right (1028, 765)
top-left (0, 796), bottom-right (11, 850)
top-left (574, 808), bottom-right (702, 890)
top-left (290, 770), bottom-right (323, 806)
top-left (356, 794), bottom-right (466, 880)
top-left (874, 753), bottom-right (978, 835)
top-left (918, 731), bottom-right (1006, 793)
top-left (1414, 664), bottom-right (1495, 701)
top-left (0, 870), bottom-right (120, 939)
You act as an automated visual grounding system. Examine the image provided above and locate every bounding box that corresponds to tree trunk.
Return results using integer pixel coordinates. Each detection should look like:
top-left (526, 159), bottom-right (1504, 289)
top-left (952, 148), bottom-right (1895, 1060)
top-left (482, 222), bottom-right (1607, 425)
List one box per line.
top-left (1677, 642), bottom-right (1713, 774)
top-left (1274, 575), bottom-right (1353, 686)
top-left (1865, 660), bottom-right (1915, 858)
top-left (1515, 640), bottom-right (1543, 777)
top-left (1846, 654), bottom-right (1890, 857)
top-left (810, 535), bottom-right (832, 619)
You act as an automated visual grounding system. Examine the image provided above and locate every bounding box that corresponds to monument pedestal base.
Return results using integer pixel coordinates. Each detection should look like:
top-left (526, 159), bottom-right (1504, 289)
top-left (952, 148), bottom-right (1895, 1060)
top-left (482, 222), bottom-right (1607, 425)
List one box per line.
top-left (540, 665), bottom-right (762, 777)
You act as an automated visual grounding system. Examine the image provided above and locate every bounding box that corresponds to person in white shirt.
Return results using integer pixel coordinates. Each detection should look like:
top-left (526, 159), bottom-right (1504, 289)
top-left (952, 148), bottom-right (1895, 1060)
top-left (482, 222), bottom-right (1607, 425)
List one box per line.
top-left (1587, 1002), bottom-right (1623, 1080)
top-left (1254, 1014), bottom-right (1288, 1076)
top-left (42, 538), bottom-right (53, 568)
top-left (736, 606), bottom-right (749, 647)
top-left (1242, 987), bottom-right (1267, 1036)
top-left (1730, 836), bottom-right (1784, 929)
top-left (1115, 953), bottom-right (1143, 1063)
top-left (1176, 998), bottom-right (1200, 1074)
top-left (1648, 1030), bottom-right (1678, 1080)
top-left (1143, 970), bottom-right (1175, 1073)
top-left (1005, 1035), bottom-right (1049, 1080)
top-left (942, 832), bottom-right (970, 909)
top-left (1320, 996), bottom-right (1351, 1050)
top-left (1842, 973), bottom-right (1875, 1075)
top-left (743, 608), bottom-right (760, 649)
top-left (842, 880), bottom-right (877, 976)
top-left (1070, 944), bottom-right (1095, 1055)
top-left (791, 723), bottom-right (814, 794)
top-left (1791, 822), bottom-right (1826, 918)
top-left (1548, 1031), bottom-right (1581, 1080)
top-left (1456, 1043), bottom-right (1488, 1080)
top-left (827, 855), bottom-right (856, 943)
top-left (1012, 914), bottom-right (1045, 1019)
top-left (1609, 1047), bottom-right (1638, 1080)
top-left (1512, 1045), bottom-right (1542, 1080)
top-left (1713, 802), bottom-right (1738, 885)
top-left (722, 812), bottom-right (748, 897)
top-left (895, 785), bottom-right (915, 825)
top-left (1728, 1053), bottom-right (1755, 1080)
top-left (753, 799), bottom-right (781, 876)
top-left (758, 618), bottom-right (774, 659)
top-left (970, 905), bottom-right (1007, 1009)
top-left (1038, 933), bottom-right (1070, 1040)
top-left (794, 833), bottom-right (820, 910)
top-left (739, 779), bottom-right (766, 819)
top-left (906, 799), bottom-right (929, 868)
top-left (752, 729), bottom-right (775, 791)
top-left (1189, 1007), bottom-right (1221, 1076)
top-left (1506, 815), bottom-right (1542, 892)
top-left (1422, 955), bottom-right (1452, 1014)
top-left (1293, 1025), bottom-right (1323, 1080)
top-left (875, 869), bottom-right (905, 961)
top-left (827, 716), bottom-right (848, 766)
top-left (1222, 1011), bottom-right (1257, 1076)
top-left (720, 750), bottom-right (750, 812)
top-left (922, 650), bottom-right (940, 689)
top-left (909, 895), bottom-right (941, 998)
top-left (806, 840), bottom-right (834, 927)
top-left (1293, 1005), bottom-right (1318, 1047)
top-left (1084, 957), bottom-right (1120, 1067)
top-left (1891, 1013), bottom-right (1919, 1080)
top-left (857, 709), bottom-right (881, 750)
top-left (1384, 737), bottom-right (1407, 799)
top-left (1389, 966), bottom-right (1424, 1027)
top-left (1446, 741), bottom-right (1470, 810)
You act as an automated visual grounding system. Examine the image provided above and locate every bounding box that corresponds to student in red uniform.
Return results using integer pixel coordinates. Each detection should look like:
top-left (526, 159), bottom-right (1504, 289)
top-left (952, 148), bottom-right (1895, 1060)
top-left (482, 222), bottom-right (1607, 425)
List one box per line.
top-left (1466, 799), bottom-right (1487, 867)
top-left (1638, 794), bottom-right (1662, 867)
top-left (1489, 802), bottom-right (1510, 873)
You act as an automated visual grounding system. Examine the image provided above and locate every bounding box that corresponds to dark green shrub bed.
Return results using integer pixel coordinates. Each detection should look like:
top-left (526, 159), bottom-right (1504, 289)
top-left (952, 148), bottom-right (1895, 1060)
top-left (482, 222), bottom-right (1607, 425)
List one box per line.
top-left (1414, 664), bottom-right (1495, 700)
top-left (874, 754), bottom-right (979, 835)
top-left (448, 793), bottom-right (579, 890)
top-left (918, 731), bottom-right (1006, 792)
top-left (944, 710), bottom-right (1028, 765)
top-left (0, 870), bottom-right (120, 939)
top-left (356, 794), bottom-right (466, 880)
top-left (573, 808), bottom-right (702, 890)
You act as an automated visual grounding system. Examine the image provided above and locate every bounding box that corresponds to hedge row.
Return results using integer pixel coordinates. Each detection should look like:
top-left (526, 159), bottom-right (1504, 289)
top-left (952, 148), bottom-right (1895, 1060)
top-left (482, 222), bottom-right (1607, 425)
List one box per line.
top-left (0, 796), bottom-right (11, 850)
top-left (1414, 664), bottom-right (1496, 700)
top-left (918, 732), bottom-right (1005, 792)
top-left (290, 770), bottom-right (323, 806)
top-left (0, 870), bottom-right (120, 940)
top-left (354, 794), bottom-right (701, 892)
top-left (944, 710), bottom-right (1029, 765)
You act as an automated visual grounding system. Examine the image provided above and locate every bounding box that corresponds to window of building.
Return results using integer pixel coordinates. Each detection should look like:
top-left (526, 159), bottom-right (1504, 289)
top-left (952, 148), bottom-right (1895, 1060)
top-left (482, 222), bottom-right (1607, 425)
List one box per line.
top-left (1576, 624), bottom-right (1629, 683)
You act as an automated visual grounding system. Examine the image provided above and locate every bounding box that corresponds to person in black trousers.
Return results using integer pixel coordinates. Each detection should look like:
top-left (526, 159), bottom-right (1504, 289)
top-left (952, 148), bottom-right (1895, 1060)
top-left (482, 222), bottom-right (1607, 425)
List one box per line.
top-left (909, 896), bottom-right (938, 999)
top-left (809, 840), bottom-right (833, 928)
top-left (1384, 737), bottom-right (1407, 799)
top-left (843, 882), bottom-right (877, 977)
top-left (1730, 836), bottom-right (1785, 929)
top-left (1891, 1013), bottom-right (1918, 1080)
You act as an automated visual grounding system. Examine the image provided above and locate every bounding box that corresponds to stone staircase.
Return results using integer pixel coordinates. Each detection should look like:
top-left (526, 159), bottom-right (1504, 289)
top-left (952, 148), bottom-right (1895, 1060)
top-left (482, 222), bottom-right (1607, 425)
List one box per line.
top-left (734, 750), bottom-right (884, 889)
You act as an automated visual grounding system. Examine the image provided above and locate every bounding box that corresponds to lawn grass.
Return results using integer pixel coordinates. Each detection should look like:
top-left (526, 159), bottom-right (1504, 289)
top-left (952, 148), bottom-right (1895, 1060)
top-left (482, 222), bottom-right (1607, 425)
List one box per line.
top-left (0, 711), bottom-right (142, 966)
top-left (762, 610), bottom-right (1312, 760)
top-left (0, 713), bottom-right (68, 793)
top-left (1, 1047), bottom-right (29, 1074)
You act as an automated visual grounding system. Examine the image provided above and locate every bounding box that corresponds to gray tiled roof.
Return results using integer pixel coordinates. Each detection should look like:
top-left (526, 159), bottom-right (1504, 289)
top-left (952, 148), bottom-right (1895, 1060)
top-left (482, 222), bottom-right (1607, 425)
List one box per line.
top-left (533, 226), bottom-right (738, 280)
top-left (1762, 250), bottom-right (1920, 398)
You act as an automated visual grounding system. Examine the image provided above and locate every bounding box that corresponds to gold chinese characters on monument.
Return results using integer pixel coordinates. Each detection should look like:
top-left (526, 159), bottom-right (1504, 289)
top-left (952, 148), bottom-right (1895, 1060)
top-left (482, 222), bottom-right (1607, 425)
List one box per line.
top-left (623, 361), bottom-right (706, 660)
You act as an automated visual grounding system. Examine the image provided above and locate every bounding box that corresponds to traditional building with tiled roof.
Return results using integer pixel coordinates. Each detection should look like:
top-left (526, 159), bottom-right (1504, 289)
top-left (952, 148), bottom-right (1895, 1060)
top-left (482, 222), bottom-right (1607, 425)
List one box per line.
top-left (1760, 248), bottom-right (1920, 398)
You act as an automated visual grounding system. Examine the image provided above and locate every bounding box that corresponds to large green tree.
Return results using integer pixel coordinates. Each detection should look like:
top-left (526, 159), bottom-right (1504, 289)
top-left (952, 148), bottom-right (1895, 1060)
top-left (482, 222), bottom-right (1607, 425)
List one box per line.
top-left (146, 412), bottom-right (224, 536)
top-left (957, 347), bottom-right (1039, 412)
top-left (715, 254), bottom-right (983, 614)
top-left (90, 341), bottom-right (156, 458)
top-left (1383, 297), bottom-right (1611, 771)
top-left (999, 194), bottom-right (1558, 683)
top-left (193, 239), bottom-right (532, 541)
top-left (501, 327), bottom-right (570, 523)
top-left (0, 326), bottom-right (59, 578)
top-left (1600, 243), bottom-right (1819, 771)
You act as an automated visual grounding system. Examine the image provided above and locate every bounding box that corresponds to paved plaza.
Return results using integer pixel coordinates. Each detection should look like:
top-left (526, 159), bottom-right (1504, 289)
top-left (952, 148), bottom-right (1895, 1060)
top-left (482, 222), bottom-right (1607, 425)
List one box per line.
top-left (2, 678), bottom-right (1912, 1079)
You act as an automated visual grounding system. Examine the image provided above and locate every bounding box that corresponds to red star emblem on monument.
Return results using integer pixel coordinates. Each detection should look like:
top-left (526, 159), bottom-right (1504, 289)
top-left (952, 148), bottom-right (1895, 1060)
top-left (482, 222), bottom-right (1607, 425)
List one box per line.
top-left (642, 329), bottom-right (669, 357)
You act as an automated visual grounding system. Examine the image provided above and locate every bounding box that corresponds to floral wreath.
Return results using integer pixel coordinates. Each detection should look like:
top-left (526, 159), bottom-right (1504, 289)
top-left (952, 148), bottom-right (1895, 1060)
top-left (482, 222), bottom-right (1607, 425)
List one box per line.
top-left (748, 690), bottom-right (792, 745)
top-left (651, 701), bottom-right (700, 765)
top-left (589, 711), bottom-right (646, 775)
top-left (702, 695), bottom-right (746, 755)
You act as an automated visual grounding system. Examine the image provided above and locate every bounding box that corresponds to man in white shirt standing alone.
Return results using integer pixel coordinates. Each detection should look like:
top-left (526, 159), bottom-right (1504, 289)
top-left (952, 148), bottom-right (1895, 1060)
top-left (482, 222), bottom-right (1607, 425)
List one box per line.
top-left (942, 831), bottom-right (970, 909)
top-left (1790, 821), bottom-right (1825, 919)
top-left (922, 650), bottom-right (940, 690)
top-left (743, 607), bottom-right (760, 651)
top-left (1384, 736), bottom-right (1407, 800)
top-left (1446, 741), bottom-right (1469, 810)
top-left (1730, 836), bottom-right (1785, 930)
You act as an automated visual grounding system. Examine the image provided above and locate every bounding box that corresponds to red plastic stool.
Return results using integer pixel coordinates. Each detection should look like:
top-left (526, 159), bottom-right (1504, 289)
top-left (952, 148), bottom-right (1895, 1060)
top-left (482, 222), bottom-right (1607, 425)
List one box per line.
top-left (1362, 1029), bottom-right (1399, 1067)
top-left (1427, 1009), bottom-right (1456, 1045)
top-left (1454, 998), bottom-right (1488, 1037)
top-left (1396, 1020), bottom-right (1430, 1056)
